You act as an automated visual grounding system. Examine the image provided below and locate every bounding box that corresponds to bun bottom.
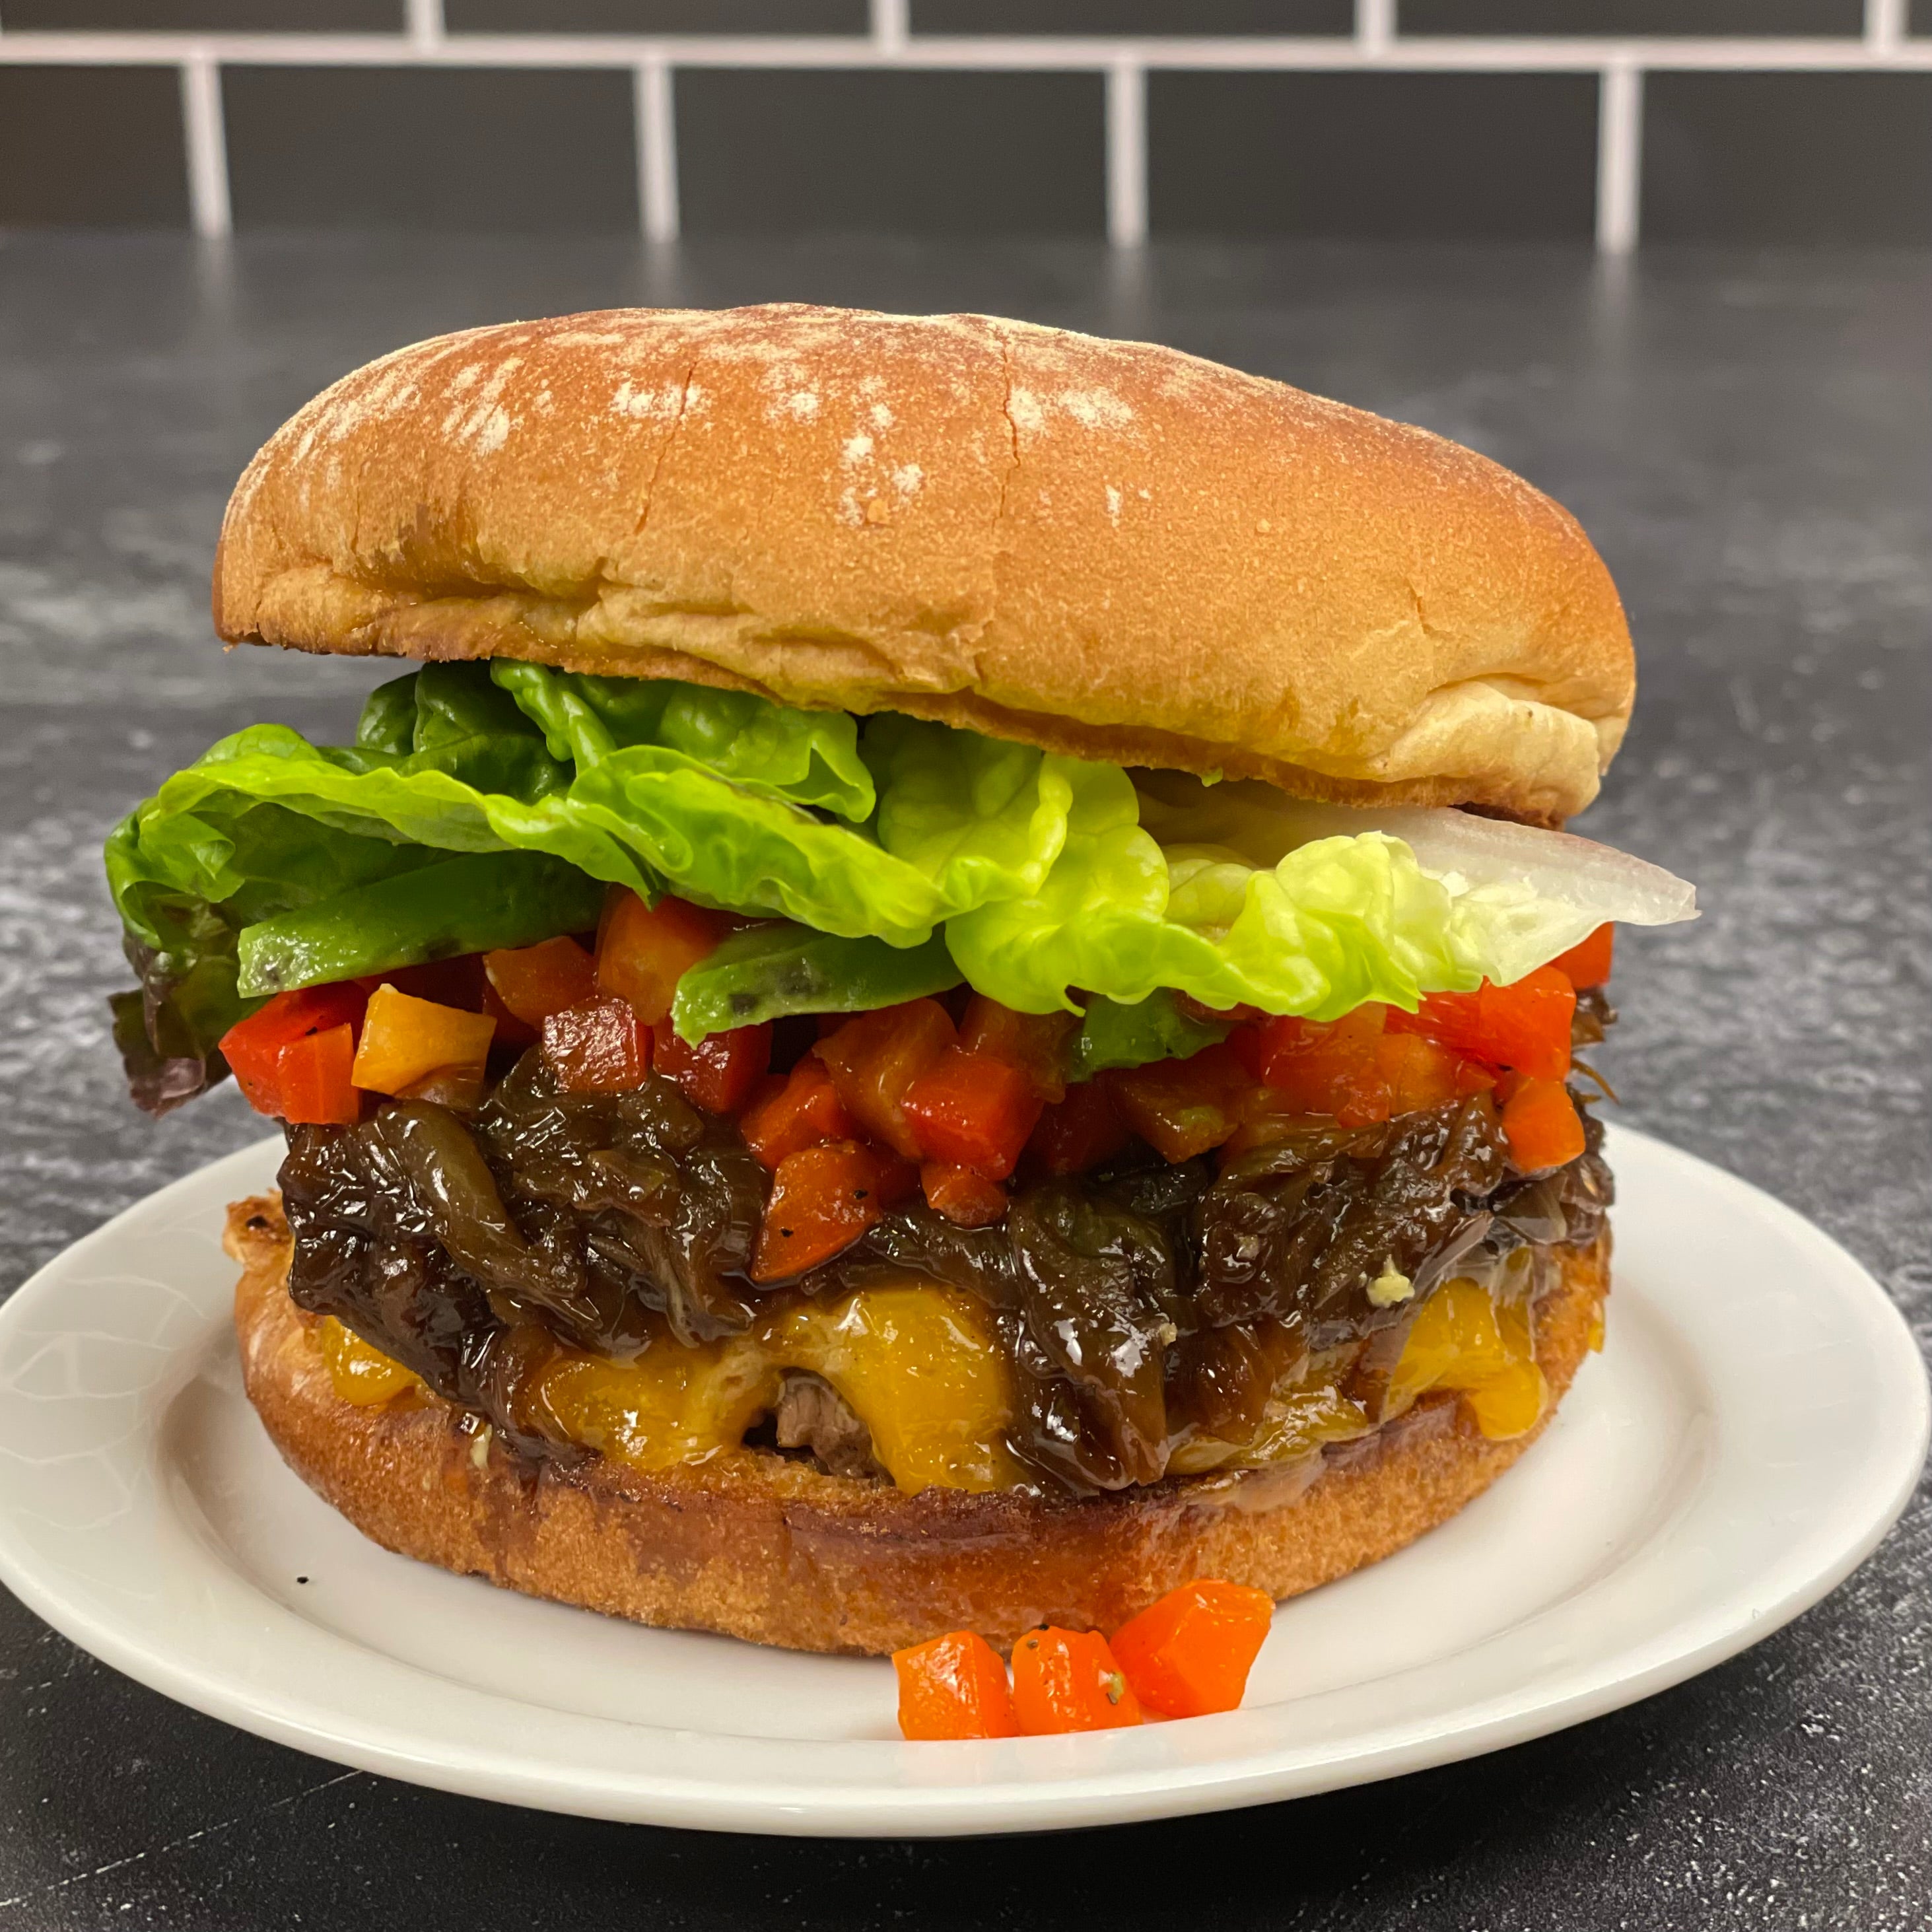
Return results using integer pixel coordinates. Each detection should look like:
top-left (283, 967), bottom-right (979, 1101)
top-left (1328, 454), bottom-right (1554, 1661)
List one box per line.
top-left (228, 1198), bottom-right (1610, 1656)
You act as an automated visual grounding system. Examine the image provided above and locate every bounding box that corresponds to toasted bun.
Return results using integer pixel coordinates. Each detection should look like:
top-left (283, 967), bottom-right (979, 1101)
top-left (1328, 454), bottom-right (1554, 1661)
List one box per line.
top-left (228, 1196), bottom-right (1610, 1656)
top-left (215, 306), bottom-right (1632, 823)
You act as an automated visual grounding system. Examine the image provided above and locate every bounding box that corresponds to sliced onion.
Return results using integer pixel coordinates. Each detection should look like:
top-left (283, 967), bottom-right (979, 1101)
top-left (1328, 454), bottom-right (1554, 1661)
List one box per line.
top-left (1270, 801), bottom-right (1698, 928)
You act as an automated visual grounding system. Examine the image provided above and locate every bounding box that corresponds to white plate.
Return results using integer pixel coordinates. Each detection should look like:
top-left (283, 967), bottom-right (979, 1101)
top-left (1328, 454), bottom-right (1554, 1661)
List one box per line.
top-left (0, 1125), bottom-right (1923, 1837)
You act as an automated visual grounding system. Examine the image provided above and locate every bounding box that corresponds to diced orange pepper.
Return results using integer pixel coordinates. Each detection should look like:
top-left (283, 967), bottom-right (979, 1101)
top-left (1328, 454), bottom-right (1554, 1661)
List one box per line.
top-left (1110, 1580), bottom-right (1274, 1719)
top-left (220, 983), bottom-right (368, 1118)
top-left (1388, 966), bottom-right (1576, 1082)
top-left (1500, 1077), bottom-right (1586, 1171)
top-left (596, 891), bottom-right (728, 1027)
top-left (921, 1162), bottom-right (1009, 1227)
top-left (1551, 923), bottom-right (1615, 990)
top-left (271, 1023), bottom-right (361, 1125)
top-left (1105, 1043), bottom-right (1251, 1162)
top-left (654, 1023), bottom-right (772, 1115)
top-left (1026, 1079), bottom-right (1132, 1175)
top-left (901, 1047), bottom-right (1043, 1180)
top-left (1010, 1627), bottom-right (1142, 1735)
top-left (1243, 1005), bottom-right (1392, 1126)
top-left (741, 1058), bottom-right (856, 1169)
top-left (813, 1000), bottom-right (957, 1159)
top-left (752, 1140), bottom-right (917, 1282)
top-left (541, 999), bottom-right (651, 1094)
top-left (956, 997), bottom-right (1077, 1104)
top-left (893, 1630), bottom-right (1019, 1741)
top-left (349, 984), bottom-right (497, 1097)
top-left (484, 934), bottom-right (598, 1027)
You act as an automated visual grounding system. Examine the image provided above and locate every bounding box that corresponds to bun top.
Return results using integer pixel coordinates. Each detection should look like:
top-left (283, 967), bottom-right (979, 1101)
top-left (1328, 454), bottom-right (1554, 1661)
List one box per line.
top-left (215, 304), bottom-right (1633, 822)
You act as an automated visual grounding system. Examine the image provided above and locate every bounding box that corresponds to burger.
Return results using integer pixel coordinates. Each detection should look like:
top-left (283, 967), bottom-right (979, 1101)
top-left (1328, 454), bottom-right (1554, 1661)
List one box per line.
top-left (106, 305), bottom-right (1694, 1655)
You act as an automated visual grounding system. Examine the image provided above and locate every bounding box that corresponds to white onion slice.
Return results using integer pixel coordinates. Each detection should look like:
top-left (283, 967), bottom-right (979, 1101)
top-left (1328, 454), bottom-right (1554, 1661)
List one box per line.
top-left (1268, 801), bottom-right (1698, 928)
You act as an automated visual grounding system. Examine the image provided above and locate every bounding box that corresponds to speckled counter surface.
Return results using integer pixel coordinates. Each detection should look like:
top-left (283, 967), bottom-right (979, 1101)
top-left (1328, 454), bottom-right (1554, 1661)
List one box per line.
top-left (1, 235), bottom-right (1926, 1931)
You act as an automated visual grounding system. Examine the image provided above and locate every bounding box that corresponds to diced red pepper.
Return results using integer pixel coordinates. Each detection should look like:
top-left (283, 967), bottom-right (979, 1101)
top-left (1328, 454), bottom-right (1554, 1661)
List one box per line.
top-left (921, 1162), bottom-right (1009, 1227)
top-left (595, 891), bottom-right (729, 1027)
top-left (477, 975), bottom-right (538, 1048)
top-left (901, 1047), bottom-right (1043, 1181)
top-left (219, 983), bottom-right (369, 1119)
top-left (1026, 1079), bottom-right (1132, 1176)
top-left (1105, 1043), bottom-right (1251, 1162)
top-left (1551, 923), bottom-right (1615, 990)
top-left (1500, 1076), bottom-right (1587, 1171)
top-left (1387, 965), bottom-right (1576, 1082)
top-left (1110, 1579), bottom-right (1274, 1719)
top-left (751, 1140), bottom-right (917, 1282)
top-left (1242, 1005), bottom-right (1392, 1126)
top-left (654, 1022), bottom-right (773, 1116)
top-left (1010, 1628), bottom-right (1142, 1735)
top-left (270, 1023), bottom-right (361, 1125)
top-left (484, 935), bottom-right (598, 1027)
top-left (812, 1000), bottom-right (957, 1159)
top-left (955, 996), bottom-right (1077, 1104)
top-left (741, 1058), bottom-right (856, 1169)
top-left (893, 1631), bottom-right (1018, 1741)
top-left (541, 998), bottom-right (650, 1094)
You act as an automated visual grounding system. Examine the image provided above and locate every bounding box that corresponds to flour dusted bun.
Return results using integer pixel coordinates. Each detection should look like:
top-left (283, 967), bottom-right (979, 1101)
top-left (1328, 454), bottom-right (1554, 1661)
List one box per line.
top-left (228, 1196), bottom-right (1610, 1657)
top-left (214, 306), bottom-right (1632, 824)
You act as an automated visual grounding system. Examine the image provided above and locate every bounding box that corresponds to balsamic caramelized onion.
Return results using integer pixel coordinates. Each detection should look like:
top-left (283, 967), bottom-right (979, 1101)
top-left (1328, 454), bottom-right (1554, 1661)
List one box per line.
top-left (279, 1045), bottom-right (1613, 1496)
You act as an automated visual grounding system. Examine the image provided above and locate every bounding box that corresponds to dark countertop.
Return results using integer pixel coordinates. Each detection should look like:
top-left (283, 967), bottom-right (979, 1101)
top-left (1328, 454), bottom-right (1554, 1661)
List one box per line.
top-left (1, 233), bottom-right (1927, 1931)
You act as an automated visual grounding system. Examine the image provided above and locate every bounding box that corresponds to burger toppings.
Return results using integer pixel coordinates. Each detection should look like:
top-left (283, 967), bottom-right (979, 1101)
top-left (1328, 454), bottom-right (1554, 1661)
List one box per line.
top-left (104, 660), bottom-right (1674, 1502)
top-left (892, 1580), bottom-right (1278, 1740)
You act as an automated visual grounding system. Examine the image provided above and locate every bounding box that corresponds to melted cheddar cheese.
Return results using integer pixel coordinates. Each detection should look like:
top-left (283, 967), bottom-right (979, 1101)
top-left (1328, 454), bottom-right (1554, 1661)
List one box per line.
top-left (314, 1267), bottom-right (1551, 1490)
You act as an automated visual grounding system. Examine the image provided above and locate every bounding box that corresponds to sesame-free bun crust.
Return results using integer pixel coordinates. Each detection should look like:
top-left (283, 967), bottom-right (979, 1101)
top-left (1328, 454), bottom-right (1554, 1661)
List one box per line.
top-left (228, 1196), bottom-right (1610, 1656)
top-left (215, 306), bottom-right (1632, 823)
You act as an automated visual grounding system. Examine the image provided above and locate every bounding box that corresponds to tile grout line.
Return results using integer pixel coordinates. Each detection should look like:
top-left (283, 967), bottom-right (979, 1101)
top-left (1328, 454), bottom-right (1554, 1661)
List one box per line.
top-left (404, 0), bottom-right (443, 54)
top-left (634, 55), bottom-right (679, 246)
top-left (1356, 0), bottom-right (1396, 57)
top-left (178, 54), bottom-right (230, 241)
top-left (1105, 57), bottom-right (1147, 249)
top-left (1595, 61), bottom-right (1643, 256)
top-left (870, 0), bottom-right (908, 58)
top-left (1865, 0), bottom-right (1907, 52)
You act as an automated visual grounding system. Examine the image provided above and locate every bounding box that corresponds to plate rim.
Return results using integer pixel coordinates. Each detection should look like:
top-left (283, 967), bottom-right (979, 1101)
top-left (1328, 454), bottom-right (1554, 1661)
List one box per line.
top-left (0, 1125), bottom-right (1925, 1838)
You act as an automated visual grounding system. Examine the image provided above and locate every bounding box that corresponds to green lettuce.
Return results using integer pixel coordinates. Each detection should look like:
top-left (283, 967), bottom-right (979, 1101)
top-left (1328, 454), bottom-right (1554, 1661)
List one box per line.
top-left (106, 660), bottom-right (1629, 1111)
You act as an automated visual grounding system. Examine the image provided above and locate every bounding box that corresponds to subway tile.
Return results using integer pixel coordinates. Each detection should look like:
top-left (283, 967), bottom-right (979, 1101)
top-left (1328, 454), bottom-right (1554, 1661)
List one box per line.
top-left (223, 67), bottom-right (638, 231)
top-left (1911, 0), bottom-right (1931, 34)
top-left (4, 0), bottom-right (400, 25)
top-left (911, 0), bottom-right (1352, 32)
top-left (1149, 71), bottom-right (1598, 240)
top-left (0, 67), bottom-right (188, 228)
top-left (1399, 0), bottom-right (1864, 30)
top-left (446, 0), bottom-right (866, 30)
top-left (675, 69), bottom-right (1105, 236)
top-left (1643, 73), bottom-right (1932, 244)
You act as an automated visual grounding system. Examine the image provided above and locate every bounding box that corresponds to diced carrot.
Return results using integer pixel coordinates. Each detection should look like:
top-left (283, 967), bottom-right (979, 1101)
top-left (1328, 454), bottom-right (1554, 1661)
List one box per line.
top-left (654, 1022), bottom-right (772, 1115)
top-left (752, 1140), bottom-right (917, 1282)
top-left (1105, 1043), bottom-right (1252, 1162)
top-left (1109, 1580), bottom-right (1274, 1719)
top-left (220, 983), bottom-right (369, 1117)
top-left (1500, 1077), bottom-right (1587, 1171)
top-left (741, 1058), bottom-right (856, 1169)
top-left (1026, 1079), bottom-right (1132, 1176)
top-left (484, 934), bottom-right (599, 1027)
top-left (893, 1630), bottom-right (1019, 1741)
top-left (921, 1162), bottom-right (1009, 1227)
top-left (955, 997), bottom-right (1077, 1104)
top-left (1550, 923), bottom-right (1615, 990)
top-left (813, 1000), bottom-right (957, 1159)
top-left (901, 1047), bottom-right (1043, 1180)
top-left (541, 999), bottom-right (650, 1094)
top-left (273, 1023), bottom-right (361, 1125)
top-left (1010, 1627), bottom-right (1142, 1735)
top-left (1374, 1031), bottom-right (1491, 1116)
top-left (596, 891), bottom-right (729, 1027)
top-left (1388, 966), bottom-right (1576, 1082)
top-left (349, 984), bottom-right (497, 1097)
top-left (477, 975), bottom-right (538, 1048)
